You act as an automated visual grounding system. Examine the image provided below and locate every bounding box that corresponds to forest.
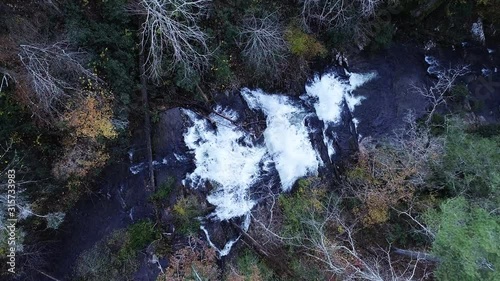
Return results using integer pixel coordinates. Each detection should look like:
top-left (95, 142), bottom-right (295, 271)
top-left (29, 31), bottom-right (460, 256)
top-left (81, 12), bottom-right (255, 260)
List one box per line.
top-left (0, 0), bottom-right (499, 280)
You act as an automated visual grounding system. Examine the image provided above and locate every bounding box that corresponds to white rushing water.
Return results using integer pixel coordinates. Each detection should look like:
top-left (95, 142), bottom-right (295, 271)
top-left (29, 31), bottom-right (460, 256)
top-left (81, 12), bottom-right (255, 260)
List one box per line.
top-left (242, 89), bottom-right (322, 191)
top-left (183, 109), bottom-right (267, 220)
top-left (180, 69), bottom-right (376, 255)
top-left (304, 71), bottom-right (376, 124)
top-left (304, 71), bottom-right (376, 163)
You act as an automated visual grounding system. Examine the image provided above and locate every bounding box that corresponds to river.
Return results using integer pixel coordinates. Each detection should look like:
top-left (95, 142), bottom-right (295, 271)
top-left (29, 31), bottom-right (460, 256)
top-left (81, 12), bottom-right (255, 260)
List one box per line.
top-left (35, 41), bottom-right (499, 281)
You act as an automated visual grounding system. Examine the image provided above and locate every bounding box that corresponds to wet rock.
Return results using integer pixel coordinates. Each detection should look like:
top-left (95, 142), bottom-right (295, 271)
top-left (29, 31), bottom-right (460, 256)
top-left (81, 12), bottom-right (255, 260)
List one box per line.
top-left (152, 107), bottom-right (194, 189)
top-left (153, 108), bottom-right (187, 157)
top-left (350, 44), bottom-right (429, 137)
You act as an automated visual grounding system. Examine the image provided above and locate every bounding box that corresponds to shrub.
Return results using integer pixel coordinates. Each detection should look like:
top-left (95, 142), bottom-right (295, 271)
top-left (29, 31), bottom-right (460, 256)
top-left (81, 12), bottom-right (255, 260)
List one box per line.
top-left (279, 177), bottom-right (326, 236)
top-left (212, 54), bottom-right (235, 90)
top-left (118, 220), bottom-right (158, 261)
top-left (161, 237), bottom-right (219, 280)
top-left (151, 177), bottom-right (175, 204)
top-left (450, 83), bottom-right (469, 103)
top-left (52, 139), bottom-right (109, 180)
top-left (285, 26), bottom-right (327, 58)
top-left (65, 0), bottom-right (136, 110)
top-left (225, 249), bottom-right (275, 281)
top-left (369, 22), bottom-right (394, 51)
top-left (173, 195), bottom-right (203, 235)
top-left (75, 230), bottom-right (138, 281)
top-left (63, 94), bottom-right (117, 140)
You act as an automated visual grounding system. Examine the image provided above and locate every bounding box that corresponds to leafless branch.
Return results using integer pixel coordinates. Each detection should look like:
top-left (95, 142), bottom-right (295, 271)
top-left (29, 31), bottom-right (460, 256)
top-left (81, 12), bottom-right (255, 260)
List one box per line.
top-left (359, 0), bottom-right (382, 17)
top-left (238, 13), bottom-right (287, 74)
top-left (389, 110), bottom-right (444, 186)
top-left (411, 64), bottom-right (470, 124)
top-left (300, 0), bottom-right (354, 31)
top-left (392, 204), bottom-right (436, 240)
top-left (18, 42), bottom-right (100, 121)
top-left (132, 0), bottom-right (212, 82)
top-left (298, 197), bottom-right (426, 280)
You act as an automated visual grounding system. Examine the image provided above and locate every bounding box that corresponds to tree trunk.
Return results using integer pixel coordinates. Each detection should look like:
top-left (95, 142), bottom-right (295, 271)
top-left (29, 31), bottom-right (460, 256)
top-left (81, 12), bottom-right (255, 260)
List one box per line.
top-left (231, 221), bottom-right (296, 278)
top-left (36, 269), bottom-right (62, 281)
top-left (139, 48), bottom-right (155, 191)
top-left (392, 247), bottom-right (441, 263)
top-left (411, 0), bottom-right (447, 19)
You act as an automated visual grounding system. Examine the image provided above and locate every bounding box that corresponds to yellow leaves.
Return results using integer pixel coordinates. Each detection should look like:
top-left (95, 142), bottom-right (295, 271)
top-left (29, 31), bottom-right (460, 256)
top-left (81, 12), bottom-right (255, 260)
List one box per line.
top-left (173, 198), bottom-right (188, 217)
top-left (53, 88), bottom-right (117, 181)
top-left (64, 95), bottom-right (117, 140)
top-left (363, 191), bottom-right (390, 225)
top-left (346, 146), bottom-right (418, 226)
top-left (10, 132), bottom-right (22, 144)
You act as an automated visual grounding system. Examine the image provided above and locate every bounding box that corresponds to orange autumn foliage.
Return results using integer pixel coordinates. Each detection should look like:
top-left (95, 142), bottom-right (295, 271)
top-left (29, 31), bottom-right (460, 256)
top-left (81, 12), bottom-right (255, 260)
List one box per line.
top-left (161, 237), bottom-right (219, 280)
top-left (53, 89), bottom-right (117, 180)
top-left (63, 95), bottom-right (117, 140)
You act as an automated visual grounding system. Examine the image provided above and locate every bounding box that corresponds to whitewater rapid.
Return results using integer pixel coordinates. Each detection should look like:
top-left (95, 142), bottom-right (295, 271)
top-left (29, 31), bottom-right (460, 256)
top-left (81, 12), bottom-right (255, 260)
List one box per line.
top-left (181, 69), bottom-right (376, 255)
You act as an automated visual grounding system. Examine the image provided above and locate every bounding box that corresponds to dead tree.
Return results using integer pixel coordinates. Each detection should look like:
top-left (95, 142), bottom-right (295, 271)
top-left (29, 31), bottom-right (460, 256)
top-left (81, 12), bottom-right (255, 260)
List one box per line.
top-left (300, 0), bottom-right (354, 31)
top-left (238, 14), bottom-right (288, 75)
top-left (18, 42), bottom-right (100, 122)
top-left (297, 197), bottom-right (428, 280)
top-left (389, 110), bottom-right (444, 186)
top-left (358, 0), bottom-right (382, 17)
top-left (139, 45), bottom-right (155, 190)
top-left (133, 0), bottom-right (212, 82)
top-left (411, 64), bottom-right (470, 124)
top-left (248, 189), bottom-right (429, 280)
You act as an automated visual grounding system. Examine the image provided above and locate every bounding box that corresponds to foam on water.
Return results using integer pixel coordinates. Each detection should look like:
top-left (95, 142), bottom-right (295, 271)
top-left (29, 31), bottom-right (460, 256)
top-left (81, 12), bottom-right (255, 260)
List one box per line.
top-left (323, 128), bottom-right (336, 160)
top-left (304, 71), bottom-right (375, 164)
top-left (304, 71), bottom-right (375, 124)
top-left (242, 89), bottom-right (322, 191)
top-left (183, 109), bottom-right (267, 220)
top-left (304, 72), bottom-right (347, 123)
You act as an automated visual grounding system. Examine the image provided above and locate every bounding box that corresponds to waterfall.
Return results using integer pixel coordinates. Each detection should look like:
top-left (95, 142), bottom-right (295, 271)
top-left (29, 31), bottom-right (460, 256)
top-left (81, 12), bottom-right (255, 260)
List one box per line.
top-left (180, 69), bottom-right (376, 255)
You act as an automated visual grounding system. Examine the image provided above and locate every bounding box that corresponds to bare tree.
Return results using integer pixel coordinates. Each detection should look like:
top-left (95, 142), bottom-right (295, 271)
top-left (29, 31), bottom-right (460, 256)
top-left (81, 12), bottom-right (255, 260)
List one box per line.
top-left (411, 64), bottom-right (470, 124)
top-left (344, 111), bottom-right (444, 226)
top-left (358, 0), bottom-right (382, 17)
top-left (393, 203), bottom-right (436, 240)
top-left (291, 196), bottom-right (426, 280)
top-left (238, 14), bottom-right (288, 75)
top-left (18, 42), bottom-right (100, 121)
top-left (0, 71), bottom-right (15, 93)
top-left (300, 0), bottom-right (354, 31)
top-left (388, 110), bottom-right (444, 186)
top-left (133, 0), bottom-right (212, 82)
